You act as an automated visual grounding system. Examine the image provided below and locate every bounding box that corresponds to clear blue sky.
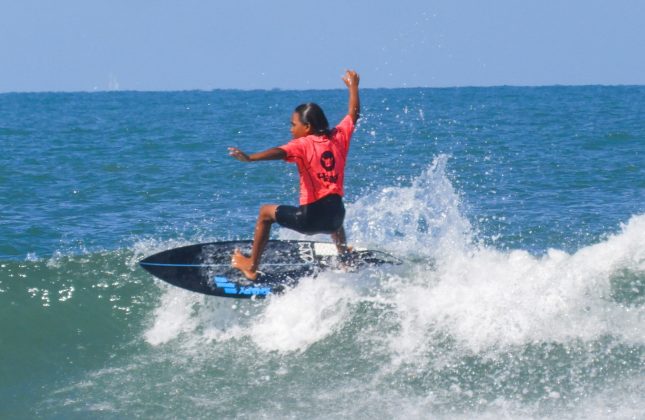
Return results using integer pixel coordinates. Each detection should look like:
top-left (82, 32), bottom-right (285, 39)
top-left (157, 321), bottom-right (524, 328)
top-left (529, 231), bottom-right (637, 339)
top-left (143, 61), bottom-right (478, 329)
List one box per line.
top-left (1, 0), bottom-right (644, 92)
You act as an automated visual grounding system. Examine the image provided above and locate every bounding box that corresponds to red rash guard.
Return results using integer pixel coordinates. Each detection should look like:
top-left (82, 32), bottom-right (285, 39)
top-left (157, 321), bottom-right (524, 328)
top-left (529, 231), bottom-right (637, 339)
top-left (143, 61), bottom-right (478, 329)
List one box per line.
top-left (278, 115), bottom-right (355, 205)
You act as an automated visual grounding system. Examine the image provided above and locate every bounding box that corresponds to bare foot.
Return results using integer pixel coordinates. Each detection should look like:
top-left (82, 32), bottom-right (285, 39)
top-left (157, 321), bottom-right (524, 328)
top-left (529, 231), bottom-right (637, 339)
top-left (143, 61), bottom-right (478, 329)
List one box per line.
top-left (231, 249), bottom-right (258, 281)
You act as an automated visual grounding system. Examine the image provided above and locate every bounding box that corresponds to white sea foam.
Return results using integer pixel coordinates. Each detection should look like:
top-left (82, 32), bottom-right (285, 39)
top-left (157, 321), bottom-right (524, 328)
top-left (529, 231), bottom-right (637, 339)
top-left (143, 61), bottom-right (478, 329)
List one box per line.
top-left (346, 155), bottom-right (644, 358)
top-left (385, 214), bottom-right (645, 363)
top-left (249, 273), bottom-right (356, 352)
top-left (346, 154), bottom-right (472, 259)
top-left (143, 155), bottom-right (644, 362)
top-left (144, 285), bottom-right (202, 346)
top-left (144, 272), bottom-right (356, 353)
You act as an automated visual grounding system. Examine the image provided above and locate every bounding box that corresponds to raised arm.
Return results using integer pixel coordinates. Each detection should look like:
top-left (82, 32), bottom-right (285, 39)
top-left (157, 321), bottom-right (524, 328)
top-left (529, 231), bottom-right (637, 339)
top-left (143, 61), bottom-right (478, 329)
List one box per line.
top-left (342, 70), bottom-right (360, 124)
top-left (228, 147), bottom-right (286, 162)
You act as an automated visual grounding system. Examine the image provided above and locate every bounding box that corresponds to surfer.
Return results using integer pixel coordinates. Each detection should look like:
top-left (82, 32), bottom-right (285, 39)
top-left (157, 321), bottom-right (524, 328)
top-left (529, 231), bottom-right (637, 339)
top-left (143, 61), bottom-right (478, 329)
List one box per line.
top-left (228, 70), bottom-right (361, 280)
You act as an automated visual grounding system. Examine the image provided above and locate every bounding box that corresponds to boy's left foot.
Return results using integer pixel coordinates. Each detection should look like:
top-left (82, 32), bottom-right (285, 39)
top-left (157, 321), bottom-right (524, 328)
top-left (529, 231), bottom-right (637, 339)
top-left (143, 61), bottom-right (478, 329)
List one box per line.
top-left (231, 250), bottom-right (258, 281)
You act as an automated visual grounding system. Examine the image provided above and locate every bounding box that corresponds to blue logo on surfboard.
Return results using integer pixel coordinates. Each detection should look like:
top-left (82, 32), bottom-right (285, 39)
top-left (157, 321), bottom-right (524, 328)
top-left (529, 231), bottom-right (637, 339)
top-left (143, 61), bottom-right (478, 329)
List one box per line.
top-left (212, 276), bottom-right (272, 296)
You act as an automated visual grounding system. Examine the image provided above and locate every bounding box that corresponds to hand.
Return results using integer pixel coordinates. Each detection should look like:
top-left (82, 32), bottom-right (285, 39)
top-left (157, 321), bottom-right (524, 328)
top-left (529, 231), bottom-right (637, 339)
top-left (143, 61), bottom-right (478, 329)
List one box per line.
top-left (342, 70), bottom-right (360, 89)
top-left (228, 147), bottom-right (251, 162)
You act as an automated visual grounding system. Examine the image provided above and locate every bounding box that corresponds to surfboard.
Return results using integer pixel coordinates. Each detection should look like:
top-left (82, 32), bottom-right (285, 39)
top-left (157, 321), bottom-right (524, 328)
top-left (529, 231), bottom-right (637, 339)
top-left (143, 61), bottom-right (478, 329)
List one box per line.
top-left (139, 240), bottom-right (401, 299)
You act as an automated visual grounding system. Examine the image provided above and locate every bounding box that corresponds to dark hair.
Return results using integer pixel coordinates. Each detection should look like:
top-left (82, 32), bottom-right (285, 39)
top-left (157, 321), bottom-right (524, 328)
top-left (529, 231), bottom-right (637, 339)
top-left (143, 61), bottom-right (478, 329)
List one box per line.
top-left (294, 103), bottom-right (331, 136)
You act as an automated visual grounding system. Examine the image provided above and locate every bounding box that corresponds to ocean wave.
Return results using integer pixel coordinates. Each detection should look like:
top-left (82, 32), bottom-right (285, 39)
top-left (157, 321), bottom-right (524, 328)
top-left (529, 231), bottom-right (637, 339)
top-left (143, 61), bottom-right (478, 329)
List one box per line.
top-left (140, 157), bottom-right (644, 357)
top-left (4, 157), bottom-right (643, 419)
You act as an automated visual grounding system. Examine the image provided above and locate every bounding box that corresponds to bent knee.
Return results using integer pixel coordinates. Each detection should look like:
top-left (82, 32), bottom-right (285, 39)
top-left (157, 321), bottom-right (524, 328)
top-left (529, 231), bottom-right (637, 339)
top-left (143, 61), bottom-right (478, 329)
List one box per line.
top-left (259, 205), bottom-right (277, 222)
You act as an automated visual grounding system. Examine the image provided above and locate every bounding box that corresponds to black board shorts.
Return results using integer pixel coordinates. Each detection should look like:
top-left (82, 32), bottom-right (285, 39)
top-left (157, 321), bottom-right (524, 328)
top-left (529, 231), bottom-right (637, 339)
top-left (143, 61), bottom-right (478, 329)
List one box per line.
top-left (275, 194), bottom-right (345, 235)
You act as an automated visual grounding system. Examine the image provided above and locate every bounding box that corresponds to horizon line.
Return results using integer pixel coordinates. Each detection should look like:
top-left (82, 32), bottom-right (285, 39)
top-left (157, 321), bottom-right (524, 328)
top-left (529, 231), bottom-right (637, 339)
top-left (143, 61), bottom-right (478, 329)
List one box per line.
top-left (1, 82), bottom-right (644, 95)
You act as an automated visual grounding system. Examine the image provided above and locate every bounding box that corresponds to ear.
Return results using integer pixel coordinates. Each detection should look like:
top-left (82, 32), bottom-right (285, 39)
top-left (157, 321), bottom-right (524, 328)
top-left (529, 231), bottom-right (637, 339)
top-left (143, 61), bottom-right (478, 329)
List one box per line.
top-left (304, 123), bottom-right (313, 134)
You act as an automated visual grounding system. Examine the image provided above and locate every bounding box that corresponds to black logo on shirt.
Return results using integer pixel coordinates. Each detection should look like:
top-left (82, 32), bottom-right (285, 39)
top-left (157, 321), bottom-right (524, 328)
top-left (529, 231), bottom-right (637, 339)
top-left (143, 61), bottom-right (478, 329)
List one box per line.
top-left (318, 151), bottom-right (338, 183)
top-left (321, 151), bottom-right (335, 171)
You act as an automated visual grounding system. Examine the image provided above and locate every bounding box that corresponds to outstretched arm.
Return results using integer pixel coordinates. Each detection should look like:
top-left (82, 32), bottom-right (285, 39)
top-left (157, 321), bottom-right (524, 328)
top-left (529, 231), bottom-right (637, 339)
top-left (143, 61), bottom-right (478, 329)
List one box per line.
top-left (342, 70), bottom-right (360, 124)
top-left (228, 147), bottom-right (286, 162)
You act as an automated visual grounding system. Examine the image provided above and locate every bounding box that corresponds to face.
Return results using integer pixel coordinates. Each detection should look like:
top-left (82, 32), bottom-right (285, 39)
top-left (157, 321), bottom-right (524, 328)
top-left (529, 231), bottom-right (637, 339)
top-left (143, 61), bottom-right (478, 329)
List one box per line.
top-left (290, 112), bottom-right (311, 139)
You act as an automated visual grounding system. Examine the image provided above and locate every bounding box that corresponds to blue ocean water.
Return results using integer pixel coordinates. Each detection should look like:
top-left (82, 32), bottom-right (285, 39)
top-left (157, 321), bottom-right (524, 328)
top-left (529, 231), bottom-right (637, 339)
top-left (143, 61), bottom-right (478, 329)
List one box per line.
top-left (1, 86), bottom-right (644, 419)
